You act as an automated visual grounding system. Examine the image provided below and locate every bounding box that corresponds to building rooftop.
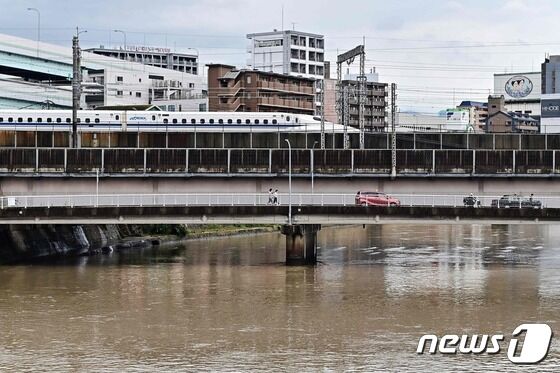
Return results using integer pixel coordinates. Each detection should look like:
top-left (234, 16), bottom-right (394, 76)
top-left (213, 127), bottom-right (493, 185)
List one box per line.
top-left (247, 30), bottom-right (324, 39)
top-left (208, 65), bottom-right (316, 82)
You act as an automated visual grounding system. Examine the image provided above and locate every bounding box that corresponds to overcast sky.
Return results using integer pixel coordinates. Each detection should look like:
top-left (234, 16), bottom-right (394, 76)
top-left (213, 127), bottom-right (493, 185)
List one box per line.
top-left (1, 0), bottom-right (560, 112)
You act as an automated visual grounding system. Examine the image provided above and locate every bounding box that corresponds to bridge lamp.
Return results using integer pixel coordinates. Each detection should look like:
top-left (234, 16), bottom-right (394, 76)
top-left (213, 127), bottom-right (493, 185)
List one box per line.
top-left (285, 139), bottom-right (292, 225)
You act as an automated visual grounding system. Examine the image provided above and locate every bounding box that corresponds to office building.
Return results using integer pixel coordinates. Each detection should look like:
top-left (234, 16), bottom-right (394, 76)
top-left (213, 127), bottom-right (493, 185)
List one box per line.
top-left (247, 30), bottom-right (325, 79)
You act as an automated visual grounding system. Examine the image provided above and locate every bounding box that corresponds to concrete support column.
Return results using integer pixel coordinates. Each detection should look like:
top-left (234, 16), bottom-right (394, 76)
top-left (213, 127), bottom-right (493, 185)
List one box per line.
top-left (281, 224), bottom-right (321, 265)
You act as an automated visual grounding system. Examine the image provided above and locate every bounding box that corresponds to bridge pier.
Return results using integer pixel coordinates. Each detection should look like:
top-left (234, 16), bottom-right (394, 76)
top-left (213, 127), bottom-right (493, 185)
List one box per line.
top-left (281, 224), bottom-right (321, 265)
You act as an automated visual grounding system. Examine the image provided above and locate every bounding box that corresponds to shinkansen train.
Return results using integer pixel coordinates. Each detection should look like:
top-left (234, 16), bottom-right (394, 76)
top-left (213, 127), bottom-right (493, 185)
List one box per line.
top-left (0, 110), bottom-right (359, 134)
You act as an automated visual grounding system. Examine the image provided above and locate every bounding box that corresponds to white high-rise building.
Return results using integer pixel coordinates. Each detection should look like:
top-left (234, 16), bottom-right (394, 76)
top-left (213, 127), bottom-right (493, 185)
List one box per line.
top-left (247, 30), bottom-right (325, 80)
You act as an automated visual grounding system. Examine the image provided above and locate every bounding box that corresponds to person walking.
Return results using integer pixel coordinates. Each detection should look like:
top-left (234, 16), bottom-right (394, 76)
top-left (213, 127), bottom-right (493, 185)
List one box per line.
top-left (267, 188), bottom-right (273, 205)
top-left (273, 189), bottom-right (279, 206)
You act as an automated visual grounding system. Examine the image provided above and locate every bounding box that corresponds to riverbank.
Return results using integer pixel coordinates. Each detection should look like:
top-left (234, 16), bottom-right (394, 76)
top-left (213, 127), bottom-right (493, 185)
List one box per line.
top-left (0, 224), bottom-right (281, 264)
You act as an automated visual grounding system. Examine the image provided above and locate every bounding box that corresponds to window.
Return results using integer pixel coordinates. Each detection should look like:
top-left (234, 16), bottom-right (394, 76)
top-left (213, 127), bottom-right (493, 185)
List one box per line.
top-left (164, 119), bottom-right (168, 124)
top-left (37, 118), bottom-right (42, 123)
top-left (191, 119), bottom-right (196, 124)
top-left (286, 116), bottom-right (290, 122)
top-left (85, 118), bottom-right (91, 123)
top-left (264, 119), bottom-right (268, 124)
top-left (18, 118), bottom-right (23, 123)
top-left (116, 76), bottom-right (123, 82)
top-left (66, 118), bottom-right (71, 123)
top-left (47, 118), bottom-right (52, 123)
top-left (116, 90), bottom-right (123, 96)
top-left (115, 115), bottom-right (119, 120)
top-left (209, 119), bottom-right (214, 124)
top-left (200, 119), bottom-right (205, 124)
top-left (246, 76), bottom-right (251, 84)
top-left (218, 119), bottom-right (224, 124)
top-left (129, 91), bottom-right (132, 96)
top-left (255, 119), bottom-right (259, 124)
top-left (246, 119), bottom-right (251, 124)
top-left (173, 119), bottom-right (178, 124)
top-left (77, 118), bottom-right (81, 123)
top-left (0, 118), bottom-right (2, 122)
top-left (27, 118), bottom-right (33, 123)
top-left (237, 119), bottom-right (242, 124)
top-left (95, 118), bottom-right (100, 123)
top-left (152, 115), bottom-right (156, 121)
top-left (8, 117), bottom-right (13, 122)
top-left (182, 119), bottom-right (187, 124)
top-left (228, 119), bottom-right (233, 124)
top-left (272, 119), bottom-right (277, 124)
top-left (136, 92), bottom-right (142, 98)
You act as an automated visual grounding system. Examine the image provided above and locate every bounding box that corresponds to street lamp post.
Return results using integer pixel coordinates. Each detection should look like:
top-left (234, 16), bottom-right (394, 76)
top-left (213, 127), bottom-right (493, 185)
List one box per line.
top-left (27, 8), bottom-right (40, 57)
top-left (187, 47), bottom-right (200, 75)
top-left (285, 139), bottom-right (292, 225)
top-left (113, 29), bottom-right (127, 60)
top-left (311, 140), bottom-right (318, 195)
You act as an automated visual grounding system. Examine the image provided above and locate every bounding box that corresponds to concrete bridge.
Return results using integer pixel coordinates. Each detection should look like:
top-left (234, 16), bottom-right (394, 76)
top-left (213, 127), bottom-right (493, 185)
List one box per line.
top-left (2, 192), bottom-right (560, 264)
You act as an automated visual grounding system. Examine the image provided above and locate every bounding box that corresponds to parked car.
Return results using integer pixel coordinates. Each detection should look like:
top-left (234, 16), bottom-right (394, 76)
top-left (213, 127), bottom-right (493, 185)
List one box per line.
top-left (463, 194), bottom-right (481, 207)
top-left (355, 191), bottom-right (400, 207)
top-left (490, 194), bottom-right (542, 209)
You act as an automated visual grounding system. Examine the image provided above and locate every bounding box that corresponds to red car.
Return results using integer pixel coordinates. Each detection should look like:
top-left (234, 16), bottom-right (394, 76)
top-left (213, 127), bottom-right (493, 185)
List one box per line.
top-left (355, 191), bottom-right (400, 207)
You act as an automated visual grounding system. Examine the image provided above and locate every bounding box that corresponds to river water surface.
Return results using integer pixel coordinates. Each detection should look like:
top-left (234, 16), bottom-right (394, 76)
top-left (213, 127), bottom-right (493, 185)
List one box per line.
top-left (1, 224), bottom-right (559, 371)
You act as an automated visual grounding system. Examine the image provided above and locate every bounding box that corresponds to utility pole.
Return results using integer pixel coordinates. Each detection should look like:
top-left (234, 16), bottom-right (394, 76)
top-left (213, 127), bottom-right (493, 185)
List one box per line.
top-left (319, 79), bottom-right (325, 149)
top-left (72, 27), bottom-right (85, 148)
top-left (390, 83), bottom-right (397, 179)
top-left (358, 38), bottom-right (366, 150)
top-left (343, 85), bottom-right (349, 149)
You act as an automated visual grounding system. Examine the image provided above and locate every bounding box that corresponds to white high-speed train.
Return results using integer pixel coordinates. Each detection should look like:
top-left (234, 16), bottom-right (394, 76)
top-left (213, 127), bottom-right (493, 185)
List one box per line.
top-left (0, 110), bottom-right (359, 133)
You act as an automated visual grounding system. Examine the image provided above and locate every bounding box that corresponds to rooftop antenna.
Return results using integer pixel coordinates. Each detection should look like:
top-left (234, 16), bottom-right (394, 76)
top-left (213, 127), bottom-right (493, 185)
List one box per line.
top-left (291, 22), bottom-right (296, 31)
top-left (281, 5), bottom-right (284, 31)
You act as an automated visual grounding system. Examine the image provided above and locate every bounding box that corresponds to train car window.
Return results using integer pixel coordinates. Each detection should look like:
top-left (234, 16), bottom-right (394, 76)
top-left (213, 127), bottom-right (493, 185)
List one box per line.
top-left (218, 119), bottom-right (224, 124)
top-left (47, 118), bottom-right (52, 123)
top-left (37, 118), bottom-right (42, 123)
top-left (18, 118), bottom-right (23, 123)
top-left (200, 119), bottom-right (205, 124)
top-left (27, 118), bottom-right (33, 123)
top-left (246, 119), bottom-right (251, 124)
top-left (164, 119), bottom-right (168, 124)
top-left (209, 119), bottom-right (214, 124)
top-left (173, 119), bottom-right (178, 124)
top-left (115, 115), bottom-right (119, 120)
top-left (272, 119), bottom-right (277, 124)
top-left (0, 118), bottom-right (2, 122)
top-left (295, 117), bottom-right (298, 123)
top-left (57, 118), bottom-right (62, 123)
top-left (8, 118), bottom-right (13, 122)
top-left (255, 119), bottom-right (259, 124)
top-left (66, 118), bottom-right (71, 123)
top-left (152, 115), bottom-right (156, 121)
top-left (228, 119), bottom-right (233, 124)
top-left (182, 119), bottom-right (187, 124)
top-left (264, 119), bottom-right (268, 124)
top-left (237, 119), bottom-right (242, 124)
top-left (286, 116), bottom-right (290, 122)
top-left (85, 118), bottom-right (91, 123)
top-left (191, 119), bottom-right (196, 124)
top-left (77, 118), bottom-right (81, 123)
top-left (95, 118), bottom-right (100, 123)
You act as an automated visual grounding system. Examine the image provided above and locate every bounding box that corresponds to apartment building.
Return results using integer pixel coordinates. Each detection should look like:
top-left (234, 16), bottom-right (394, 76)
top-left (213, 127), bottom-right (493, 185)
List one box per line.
top-left (207, 64), bottom-right (315, 114)
top-left (486, 95), bottom-right (539, 133)
top-left (247, 30), bottom-right (325, 80)
top-left (339, 79), bottom-right (388, 132)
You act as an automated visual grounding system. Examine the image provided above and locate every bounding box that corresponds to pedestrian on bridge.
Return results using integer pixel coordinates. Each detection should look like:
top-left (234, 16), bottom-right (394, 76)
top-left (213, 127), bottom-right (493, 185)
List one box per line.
top-left (267, 188), bottom-right (274, 205)
top-left (273, 189), bottom-right (279, 206)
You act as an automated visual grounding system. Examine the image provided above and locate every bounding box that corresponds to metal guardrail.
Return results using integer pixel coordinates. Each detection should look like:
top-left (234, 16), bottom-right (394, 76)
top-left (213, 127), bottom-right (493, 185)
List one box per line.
top-left (0, 193), bottom-right (556, 210)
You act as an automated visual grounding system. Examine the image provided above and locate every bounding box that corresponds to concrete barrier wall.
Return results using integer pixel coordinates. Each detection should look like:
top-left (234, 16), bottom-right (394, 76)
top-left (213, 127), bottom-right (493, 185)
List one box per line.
top-left (0, 148), bottom-right (558, 176)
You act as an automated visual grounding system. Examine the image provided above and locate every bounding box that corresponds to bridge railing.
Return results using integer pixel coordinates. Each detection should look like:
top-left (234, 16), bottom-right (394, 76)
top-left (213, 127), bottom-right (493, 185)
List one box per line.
top-left (0, 193), bottom-right (558, 209)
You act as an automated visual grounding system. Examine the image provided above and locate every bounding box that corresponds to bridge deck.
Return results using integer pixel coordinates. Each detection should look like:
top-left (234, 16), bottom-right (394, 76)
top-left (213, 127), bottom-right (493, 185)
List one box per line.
top-left (2, 205), bottom-right (559, 225)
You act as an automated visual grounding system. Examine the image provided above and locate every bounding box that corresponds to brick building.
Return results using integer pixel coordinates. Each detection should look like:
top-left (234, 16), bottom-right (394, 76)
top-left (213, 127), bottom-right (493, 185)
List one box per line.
top-left (207, 64), bottom-right (315, 114)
